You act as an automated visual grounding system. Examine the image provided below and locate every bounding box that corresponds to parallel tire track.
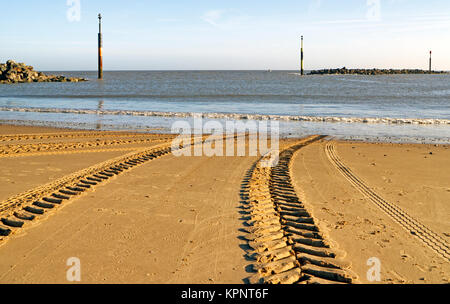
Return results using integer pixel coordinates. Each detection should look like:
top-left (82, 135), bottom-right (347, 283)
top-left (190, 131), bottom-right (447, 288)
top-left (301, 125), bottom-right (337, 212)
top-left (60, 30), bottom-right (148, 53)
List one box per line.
top-left (0, 136), bottom-right (209, 243)
top-left (0, 136), bottom-right (176, 158)
top-left (325, 141), bottom-right (450, 262)
top-left (242, 136), bottom-right (358, 284)
top-left (0, 147), bottom-right (144, 158)
top-left (0, 131), bottom-right (169, 142)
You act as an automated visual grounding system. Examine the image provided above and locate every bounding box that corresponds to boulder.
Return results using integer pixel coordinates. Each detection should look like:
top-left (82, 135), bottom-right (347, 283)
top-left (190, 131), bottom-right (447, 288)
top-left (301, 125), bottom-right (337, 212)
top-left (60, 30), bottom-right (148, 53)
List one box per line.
top-left (0, 60), bottom-right (87, 84)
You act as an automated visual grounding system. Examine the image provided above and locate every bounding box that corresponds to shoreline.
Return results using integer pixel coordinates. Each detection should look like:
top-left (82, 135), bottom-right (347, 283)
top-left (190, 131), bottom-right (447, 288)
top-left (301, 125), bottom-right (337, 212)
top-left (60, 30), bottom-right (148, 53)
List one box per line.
top-left (2, 107), bottom-right (449, 125)
top-left (2, 114), bottom-right (450, 145)
top-left (2, 122), bottom-right (448, 146)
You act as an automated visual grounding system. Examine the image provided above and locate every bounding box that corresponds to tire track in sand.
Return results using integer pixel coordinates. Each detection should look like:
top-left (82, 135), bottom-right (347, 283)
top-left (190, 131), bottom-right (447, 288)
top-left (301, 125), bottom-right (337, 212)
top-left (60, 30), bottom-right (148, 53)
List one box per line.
top-left (0, 134), bottom-right (238, 248)
top-left (325, 141), bottom-right (450, 262)
top-left (0, 136), bottom-right (213, 245)
top-left (0, 131), bottom-right (167, 142)
top-left (241, 135), bottom-right (358, 284)
top-left (0, 136), bottom-right (176, 158)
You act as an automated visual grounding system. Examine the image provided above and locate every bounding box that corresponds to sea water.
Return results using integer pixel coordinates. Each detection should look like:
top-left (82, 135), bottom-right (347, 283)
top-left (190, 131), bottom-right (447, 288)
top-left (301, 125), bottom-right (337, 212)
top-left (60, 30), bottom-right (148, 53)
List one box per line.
top-left (0, 71), bottom-right (449, 143)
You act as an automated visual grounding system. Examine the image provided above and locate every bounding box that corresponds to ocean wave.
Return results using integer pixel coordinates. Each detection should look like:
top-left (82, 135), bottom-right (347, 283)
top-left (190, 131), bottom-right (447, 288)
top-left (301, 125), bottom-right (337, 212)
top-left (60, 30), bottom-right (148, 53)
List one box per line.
top-left (1, 107), bottom-right (449, 125)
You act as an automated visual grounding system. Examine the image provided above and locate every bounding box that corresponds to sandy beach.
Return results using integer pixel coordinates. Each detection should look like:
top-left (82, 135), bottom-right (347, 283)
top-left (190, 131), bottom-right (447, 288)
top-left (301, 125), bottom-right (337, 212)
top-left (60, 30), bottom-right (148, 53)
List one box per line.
top-left (0, 124), bottom-right (448, 284)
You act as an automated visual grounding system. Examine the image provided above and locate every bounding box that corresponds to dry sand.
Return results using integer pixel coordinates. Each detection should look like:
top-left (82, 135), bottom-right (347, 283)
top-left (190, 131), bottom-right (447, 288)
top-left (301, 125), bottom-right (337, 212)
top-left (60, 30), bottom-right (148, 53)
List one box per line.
top-left (0, 124), bottom-right (448, 284)
top-left (291, 140), bottom-right (450, 284)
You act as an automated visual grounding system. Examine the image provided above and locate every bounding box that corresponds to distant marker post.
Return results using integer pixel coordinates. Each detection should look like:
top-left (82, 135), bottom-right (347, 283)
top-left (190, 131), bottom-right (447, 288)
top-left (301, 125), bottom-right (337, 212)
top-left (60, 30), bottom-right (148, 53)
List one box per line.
top-left (300, 36), bottom-right (304, 76)
top-left (429, 50), bottom-right (432, 73)
top-left (98, 13), bottom-right (103, 80)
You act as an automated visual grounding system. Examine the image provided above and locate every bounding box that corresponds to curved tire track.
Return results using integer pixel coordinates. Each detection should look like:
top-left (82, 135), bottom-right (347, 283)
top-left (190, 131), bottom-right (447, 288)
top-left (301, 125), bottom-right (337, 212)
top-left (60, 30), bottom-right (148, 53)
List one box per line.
top-left (0, 135), bottom-right (213, 244)
top-left (325, 141), bottom-right (450, 262)
top-left (0, 134), bottom-right (237, 246)
top-left (241, 136), bottom-right (358, 284)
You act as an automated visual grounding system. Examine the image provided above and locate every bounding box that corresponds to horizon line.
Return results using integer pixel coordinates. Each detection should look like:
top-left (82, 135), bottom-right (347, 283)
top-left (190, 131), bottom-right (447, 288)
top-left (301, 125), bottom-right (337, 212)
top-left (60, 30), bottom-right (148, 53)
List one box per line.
top-left (40, 68), bottom-right (450, 72)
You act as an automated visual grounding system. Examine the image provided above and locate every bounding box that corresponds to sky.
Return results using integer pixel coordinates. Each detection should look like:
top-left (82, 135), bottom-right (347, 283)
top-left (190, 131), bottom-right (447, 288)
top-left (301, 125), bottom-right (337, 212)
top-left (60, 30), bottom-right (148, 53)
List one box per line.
top-left (1, 0), bottom-right (450, 71)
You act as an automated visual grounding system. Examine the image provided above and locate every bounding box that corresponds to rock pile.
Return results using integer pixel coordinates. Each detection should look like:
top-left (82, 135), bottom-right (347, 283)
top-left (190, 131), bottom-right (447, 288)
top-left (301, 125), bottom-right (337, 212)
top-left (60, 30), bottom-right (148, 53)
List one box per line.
top-left (0, 60), bottom-right (87, 84)
top-left (308, 67), bottom-right (448, 75)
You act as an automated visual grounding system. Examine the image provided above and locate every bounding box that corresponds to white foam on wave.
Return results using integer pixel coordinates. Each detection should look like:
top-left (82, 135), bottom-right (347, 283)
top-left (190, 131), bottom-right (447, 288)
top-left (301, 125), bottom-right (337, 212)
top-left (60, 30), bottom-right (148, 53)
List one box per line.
top-left (1, 107), bottom-right (449, 125)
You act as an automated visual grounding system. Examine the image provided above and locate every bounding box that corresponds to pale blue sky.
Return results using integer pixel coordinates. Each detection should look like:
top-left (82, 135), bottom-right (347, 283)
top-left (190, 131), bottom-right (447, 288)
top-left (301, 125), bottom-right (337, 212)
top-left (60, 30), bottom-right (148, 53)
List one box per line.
top-left (1, 0), bottom-right (449, 70)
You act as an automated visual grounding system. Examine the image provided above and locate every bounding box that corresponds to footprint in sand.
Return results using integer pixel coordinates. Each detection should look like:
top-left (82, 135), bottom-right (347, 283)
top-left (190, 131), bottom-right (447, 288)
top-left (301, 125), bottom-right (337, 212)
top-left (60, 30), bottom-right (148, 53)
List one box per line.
top-left (334, 220), bottom-right (348, 230)
top-left (381, 176), bottom-right (393, 184)
top-left (400, 250), bottom-right (412, 261)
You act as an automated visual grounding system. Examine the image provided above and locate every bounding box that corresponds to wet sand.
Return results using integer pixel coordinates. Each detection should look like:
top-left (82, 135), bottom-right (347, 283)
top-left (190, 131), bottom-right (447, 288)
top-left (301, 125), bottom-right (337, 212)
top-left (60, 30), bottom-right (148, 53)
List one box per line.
top-left (0, 124), bottom-right (448, 284)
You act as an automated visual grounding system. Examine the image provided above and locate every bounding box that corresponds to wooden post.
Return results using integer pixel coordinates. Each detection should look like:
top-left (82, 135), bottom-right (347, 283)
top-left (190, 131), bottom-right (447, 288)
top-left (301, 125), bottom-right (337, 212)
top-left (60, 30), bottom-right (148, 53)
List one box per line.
top-left (98, 14), bottom-right (103, 80)
top-left (429, 51), bottom-right (432, 73)
top-left (301, 36), bottom-right (304, 75)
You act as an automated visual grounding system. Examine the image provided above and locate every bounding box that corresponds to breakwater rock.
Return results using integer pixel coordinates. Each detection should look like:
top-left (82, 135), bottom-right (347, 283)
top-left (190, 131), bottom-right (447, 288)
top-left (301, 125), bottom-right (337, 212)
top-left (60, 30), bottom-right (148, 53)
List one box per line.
top-left (0, 60), bottom-right (87, 84)
top-left (308, 67), bottom-right (448, 75)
